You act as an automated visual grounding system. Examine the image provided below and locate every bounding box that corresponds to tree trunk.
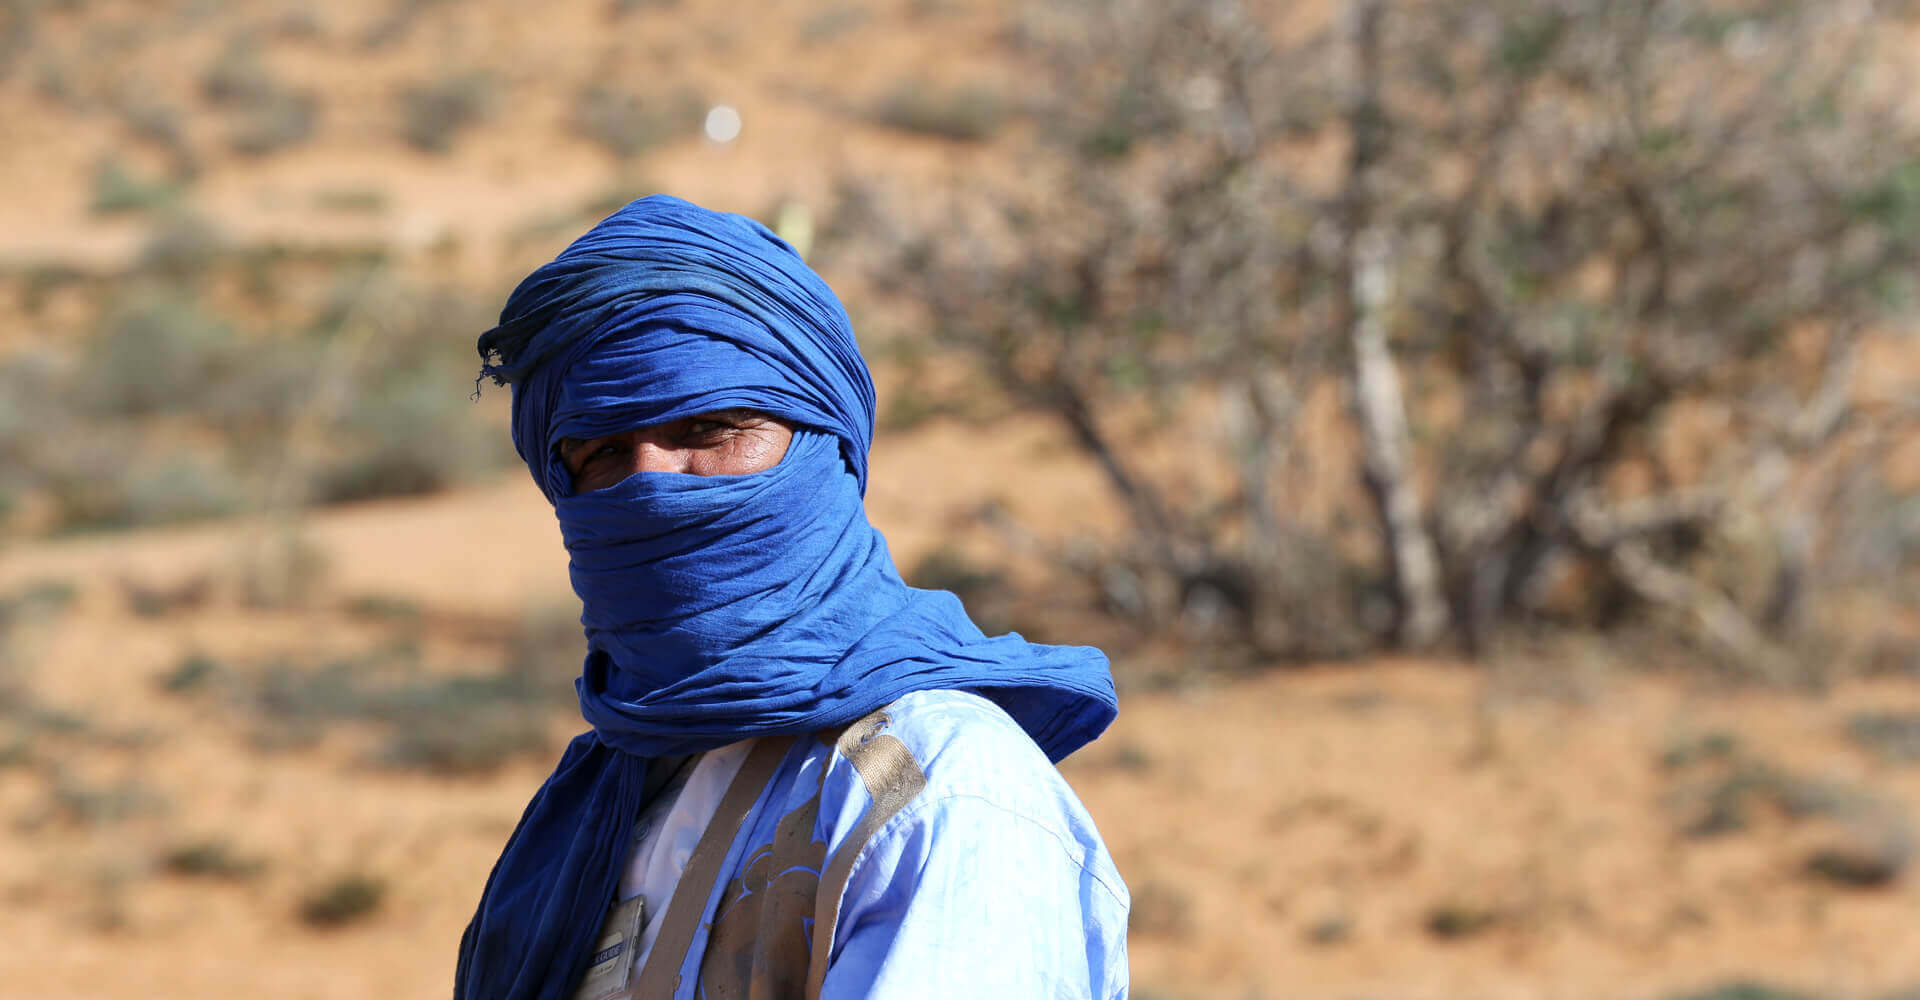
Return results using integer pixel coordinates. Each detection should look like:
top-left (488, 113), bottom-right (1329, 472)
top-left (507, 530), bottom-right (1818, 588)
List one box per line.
top-left (1349, 229), bottom-right (1450, 648)
top-left (1338, 0), bottom-right (1449, 648)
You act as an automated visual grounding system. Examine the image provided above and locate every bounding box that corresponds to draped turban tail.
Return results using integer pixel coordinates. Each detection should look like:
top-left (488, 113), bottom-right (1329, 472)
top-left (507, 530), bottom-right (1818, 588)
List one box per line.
top-left (454, 196), bottom-right (1119, 1000)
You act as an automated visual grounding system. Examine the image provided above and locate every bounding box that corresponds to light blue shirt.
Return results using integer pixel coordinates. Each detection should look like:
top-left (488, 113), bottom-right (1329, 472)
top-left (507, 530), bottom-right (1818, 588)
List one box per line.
top-left (641, 689), bottom-right (1130, 999)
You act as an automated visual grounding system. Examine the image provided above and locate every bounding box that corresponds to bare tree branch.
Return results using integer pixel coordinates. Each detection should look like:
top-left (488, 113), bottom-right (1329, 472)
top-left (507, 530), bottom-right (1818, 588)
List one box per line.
top-left (1594, 537), bottom-right (1795, 684)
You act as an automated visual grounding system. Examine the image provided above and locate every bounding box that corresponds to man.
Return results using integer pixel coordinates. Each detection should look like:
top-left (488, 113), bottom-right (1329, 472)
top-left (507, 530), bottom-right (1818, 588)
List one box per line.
top-left (456, 196), bottom-right (1129, 1000)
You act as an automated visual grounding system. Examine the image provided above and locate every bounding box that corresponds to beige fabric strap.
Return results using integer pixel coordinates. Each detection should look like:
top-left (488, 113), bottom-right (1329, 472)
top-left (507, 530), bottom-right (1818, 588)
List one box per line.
top-left (803, 710), bottom-right (929, 1000)
top-left (629, 734), bottom-right (796, 999)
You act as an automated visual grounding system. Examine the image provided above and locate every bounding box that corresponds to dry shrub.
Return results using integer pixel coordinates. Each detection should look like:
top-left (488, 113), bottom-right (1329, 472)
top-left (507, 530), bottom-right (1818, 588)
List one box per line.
top-left (299, 873), bottom-right (384, 927)
top-left (867, 82), bottom-right (1007, 141)
top-left (400, 71), bottom-right (495, 153)
top-left (570, 84), bottom-right (705, 159)
top-left (161, 838), bottom-right (265, 880)
top-left (848, 0), bottom-right (1920, 673)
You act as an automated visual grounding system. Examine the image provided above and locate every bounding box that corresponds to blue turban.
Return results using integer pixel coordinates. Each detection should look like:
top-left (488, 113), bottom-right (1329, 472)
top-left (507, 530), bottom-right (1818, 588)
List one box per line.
top-left (454, 196), bottom-right (1117, 1000)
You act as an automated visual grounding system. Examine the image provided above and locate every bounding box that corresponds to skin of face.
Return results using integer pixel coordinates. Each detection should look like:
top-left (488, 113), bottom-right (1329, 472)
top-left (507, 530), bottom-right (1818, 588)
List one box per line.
top-left (558, 409), bottom-right (796, 493)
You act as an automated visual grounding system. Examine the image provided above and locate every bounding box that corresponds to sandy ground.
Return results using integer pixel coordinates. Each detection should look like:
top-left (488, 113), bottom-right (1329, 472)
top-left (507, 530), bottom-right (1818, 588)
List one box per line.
top-left (4, 466), bottom-right (1920, 1000)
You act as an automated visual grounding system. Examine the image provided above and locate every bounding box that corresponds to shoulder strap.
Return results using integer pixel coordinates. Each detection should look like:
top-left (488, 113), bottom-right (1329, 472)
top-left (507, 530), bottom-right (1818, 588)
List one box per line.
top-left (628, 734), bottom-right (795, 998)
top-left (803, 708), bottom-right (929, 1000)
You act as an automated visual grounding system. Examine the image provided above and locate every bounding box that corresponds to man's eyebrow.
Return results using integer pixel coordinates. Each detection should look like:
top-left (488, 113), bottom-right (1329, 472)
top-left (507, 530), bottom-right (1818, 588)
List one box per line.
top-left (557, 411), bottom-right (765, 459)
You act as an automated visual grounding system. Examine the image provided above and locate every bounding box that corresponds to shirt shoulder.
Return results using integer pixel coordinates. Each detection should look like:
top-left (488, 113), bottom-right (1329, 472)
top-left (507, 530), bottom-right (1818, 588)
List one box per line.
top-left (877, 689), bottom-right (1086, 813)
top-left (816, 688), bottom-right (1127, 907)
top-left (808, 690), bottom-right (1130, 998)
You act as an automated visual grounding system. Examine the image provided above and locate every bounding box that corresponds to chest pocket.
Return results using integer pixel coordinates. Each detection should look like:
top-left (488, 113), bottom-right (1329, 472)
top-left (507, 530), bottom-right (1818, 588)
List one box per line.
top-left (625, 706), bottom-right (927, 1000)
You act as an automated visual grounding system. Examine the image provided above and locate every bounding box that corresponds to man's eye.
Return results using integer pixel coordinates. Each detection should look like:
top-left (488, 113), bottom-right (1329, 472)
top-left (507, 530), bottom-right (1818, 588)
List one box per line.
top-left (572, 441), bottom-right (622, 471)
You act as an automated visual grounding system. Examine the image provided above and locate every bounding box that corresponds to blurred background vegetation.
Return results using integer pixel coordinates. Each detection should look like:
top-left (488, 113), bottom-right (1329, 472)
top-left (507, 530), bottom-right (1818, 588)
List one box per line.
top-left (852, 0), bottom-right (1920, 677)
top-left (0, 0), bottom-right (1911, 669)
top-left (0, 0), bottom-right (1917, 997)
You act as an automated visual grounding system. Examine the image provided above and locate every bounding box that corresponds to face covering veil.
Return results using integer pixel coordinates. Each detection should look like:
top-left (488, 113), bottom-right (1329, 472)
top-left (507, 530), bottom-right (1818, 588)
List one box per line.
top-left (453, 195), bottom-right (1118, 1000)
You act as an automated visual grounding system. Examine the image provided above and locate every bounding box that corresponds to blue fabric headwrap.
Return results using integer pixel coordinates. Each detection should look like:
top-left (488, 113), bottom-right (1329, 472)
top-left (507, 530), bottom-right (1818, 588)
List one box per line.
top-left (454, 195), bottom-right (1118, 1000)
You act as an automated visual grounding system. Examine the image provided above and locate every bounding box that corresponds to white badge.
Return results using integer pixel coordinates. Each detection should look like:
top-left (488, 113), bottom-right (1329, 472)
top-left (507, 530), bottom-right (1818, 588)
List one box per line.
top-left (571, 894), bottom-right (647, 1000)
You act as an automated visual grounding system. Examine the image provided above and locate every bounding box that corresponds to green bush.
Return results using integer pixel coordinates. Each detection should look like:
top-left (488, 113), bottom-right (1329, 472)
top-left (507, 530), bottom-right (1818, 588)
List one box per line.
top-left (373, 708), bottom-right (549, 776)
top-left (134, 213), bottom-right (226, 281)
top-left (313, 188), bottom-right (389, 215)
top-left (228, 90), bottom-right (319, 156)
top-left (1847, 712), bottom-right (1920, 763)
top-left (1663, 983), bottom-right (1817, 1000)
top-left (907, 545), bottom-right (1005, 597)
top-left (156, 653), bottom-right (223, 694)
top-left (401, 71), bottom-right (495, 153)
top-left (342, 593), bottom-right (422, 623)
top-left (302, 286), bottom-right (509, 504)
top-left (308, 344), bottom-right (509, 505)
top-left (867, 82), bottom-right (1007, 141)
top-left (236, 633), bottom-right (569, 775)
top-left (1126, 880), bottom-right (1192, 937)
top-left (84, 295), bottom-right (236, 417)
top-left (503, 605), bottom-right (588, 683)
top-left (201, 36), bottom-right (276, 106)
top-left (120, 454), bottom-right (244, 526)
top-left (1804, 843), bottom-right (1907, 888)
top-left (0, 350), bottom-right (60, 481)
top-left (117, 101), bottom-right (192, 164)
top-left (608, 0), bottom-right (680, 14)
top-left (45, 772), bottom-right (166, 826)
top-left (0, 580), bottom-right (77, 625)
top-left (571, 84), bottom-right (704, 158)
top-left (0, 255), bottom-right (514, 536)
top-left (309, 376), bottom-right (480, 502)
top-left (39, 441), bottom-right (244, 534)
top-left (89, 157), bottom-right (179, 215)
top-left (298, 873), bottom-right (384, 927)
top-left (202, 35), bottom-right (319, 157)
top-left (162, 838), bottom-right (265, 880)
top-left (1424, 900), bottom-right (1502, 940)
top-left (799, 5), bottom-right (870, 44)
top-left (906, 545), bottom-right (1014, 635)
